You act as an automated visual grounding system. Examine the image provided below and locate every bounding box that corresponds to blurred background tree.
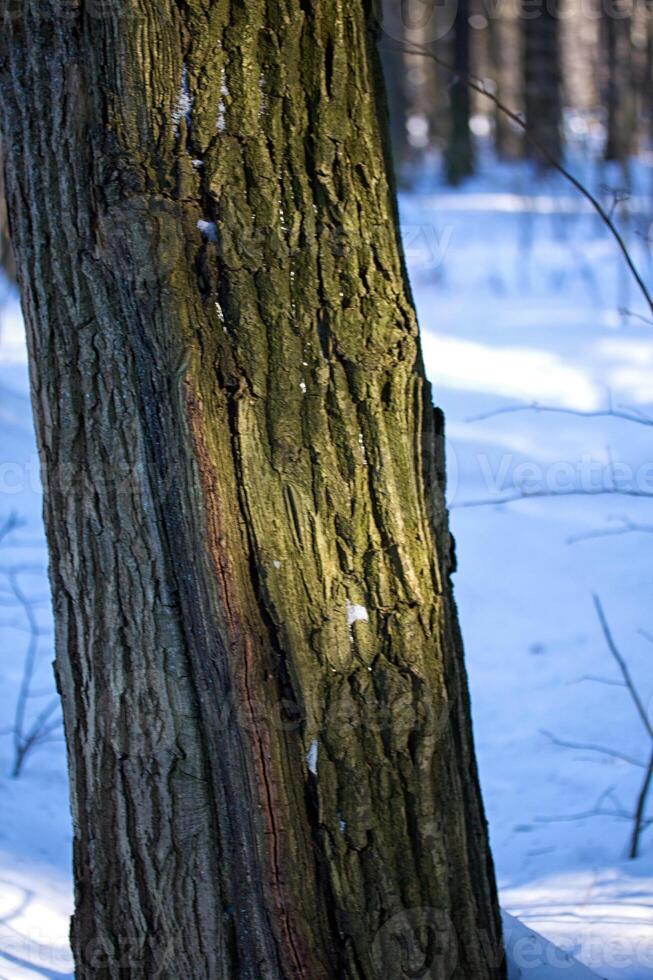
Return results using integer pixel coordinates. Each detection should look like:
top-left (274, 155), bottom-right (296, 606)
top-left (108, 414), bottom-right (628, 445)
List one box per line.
top-left (373, 0), bottom-right (650, 185)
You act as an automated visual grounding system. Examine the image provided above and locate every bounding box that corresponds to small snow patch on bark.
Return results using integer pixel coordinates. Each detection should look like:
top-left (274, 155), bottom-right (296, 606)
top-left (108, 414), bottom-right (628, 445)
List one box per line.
top-left (198, 220), bottom-right (218, 243)
top-left (217, 69), bottom-right (229, 131)
top-left (346, 601), bottom-right (369, 626)
top-left (307, 740), bottom-right (318, 775)
top-left (173, 65), bottom-right (193, 130)
top-left (358, 432), bottom-right (368, 464)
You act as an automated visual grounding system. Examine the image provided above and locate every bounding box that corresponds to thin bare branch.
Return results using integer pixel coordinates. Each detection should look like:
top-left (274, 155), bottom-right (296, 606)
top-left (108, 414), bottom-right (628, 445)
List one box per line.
top-left (630, 748), bottom-right (653, 859)
top-left (619, 308), bottom-right (653, 327)
top-left (593, 595), bottom-right (653, 741)
top-left (390, 40), bottom-right (653, 317)
top-left (541, 729), bottom-right (648, 769)
top-left (537, 807), bottom-right (652, 827)
top-left (452, 487), bottom-right (653, 509)
top-left (466, 402), bottom-right (653, 428)
top-left (2, 564), bottom-right (61, 777)
top-left (8, 568), bottom-right (40, 775)
top-left (573, 673), bottom-right (627, 689)
top-left (568, 520), bottom-right (653, 544)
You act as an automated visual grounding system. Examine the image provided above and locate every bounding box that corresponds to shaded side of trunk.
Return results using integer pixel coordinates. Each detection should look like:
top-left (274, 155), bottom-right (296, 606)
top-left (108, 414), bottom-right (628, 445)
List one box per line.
top-left (522, 0), bottom-right (564, 163)
top-left (0, 2), bottom-right (505, 978)
top-left (0, 147), bottom-right (15, 282)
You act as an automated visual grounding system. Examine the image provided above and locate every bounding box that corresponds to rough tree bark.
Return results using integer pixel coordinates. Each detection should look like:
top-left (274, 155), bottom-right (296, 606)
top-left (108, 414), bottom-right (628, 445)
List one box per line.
top-left (0, 1), bottom-right (504, 977)
top-left (0, 145), bottom-right (15, 282)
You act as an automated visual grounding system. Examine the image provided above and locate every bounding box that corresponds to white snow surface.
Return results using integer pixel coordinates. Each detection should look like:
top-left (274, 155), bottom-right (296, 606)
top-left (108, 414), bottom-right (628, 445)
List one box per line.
top-left (0, 155), bottom-right (652, 978)
top-left (503, 912), bottom-right (604, 978)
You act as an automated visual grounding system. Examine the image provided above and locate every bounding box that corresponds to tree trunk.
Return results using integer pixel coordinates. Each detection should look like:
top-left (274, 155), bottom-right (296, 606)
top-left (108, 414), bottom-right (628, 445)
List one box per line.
top-left (602, 0), bottom-right (635, 163)
top-left (0, 145), bottom-right (15, 282)
top-left (445, 0), bottom-right (475, 184)
top-left (0, 2), bottom-right (504, 977)
top-left (487, 0), bottom-right (523, 160)
top-left (522, 0), bottom-right (564, 164)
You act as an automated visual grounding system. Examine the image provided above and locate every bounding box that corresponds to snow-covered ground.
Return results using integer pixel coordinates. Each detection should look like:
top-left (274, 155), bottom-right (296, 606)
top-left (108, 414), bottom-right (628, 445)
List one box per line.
top-left (0, 297), bottom-right (73, 979)
top-left (0, 155), bottom-right (651, 978)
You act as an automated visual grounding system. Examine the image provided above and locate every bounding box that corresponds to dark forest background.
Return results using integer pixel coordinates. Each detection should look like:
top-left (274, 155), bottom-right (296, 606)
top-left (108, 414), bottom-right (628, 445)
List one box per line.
top-left (377, 0), bottom-right (650, 185)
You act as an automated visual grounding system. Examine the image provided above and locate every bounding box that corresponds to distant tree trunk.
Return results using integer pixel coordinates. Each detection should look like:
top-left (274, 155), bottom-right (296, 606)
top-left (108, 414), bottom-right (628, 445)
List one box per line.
top-left (445, 0), bottom-right (475, 183)
top-left (488, 1), bottom-right (523, 159)
top-left (0, 147), bottom-right (15, 282)
top-left (602, 0), bottom-right (635, 163)
top-left (522, 0), bottom-right (564, 164)
top-left (0, 2), bottom-right (505, 977)
top-left (639, 0), bottom-right (653, 149)
top-left (646, 0), bottom-right (653, 144)
top-left (378, 35), bottom-right (409, 179)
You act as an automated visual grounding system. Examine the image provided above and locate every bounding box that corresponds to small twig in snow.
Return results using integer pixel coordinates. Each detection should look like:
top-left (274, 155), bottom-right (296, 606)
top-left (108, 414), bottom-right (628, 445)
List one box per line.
top-left (541, 729), bottom-right (648, 769)
top-left (3, 566), bottom-right (62, 778)
top-left (568, 519), bottom-right (653, 544)
top-left (593, 595), bottom-right (653, 740)
top-left (573, 673), bottom-right (627, 689)
top-left (541, 604), bottom-right (653, 857)
top-left (466, 402), bottom-right (653, 428)
top-left (592, 598), bottom-right (653, 857)
top-left (619, 307), bottom-right (653, 327)
top-left (631, 749), bottom-right (653, 859)
top-left (452, 487), bottom-right (653, 509)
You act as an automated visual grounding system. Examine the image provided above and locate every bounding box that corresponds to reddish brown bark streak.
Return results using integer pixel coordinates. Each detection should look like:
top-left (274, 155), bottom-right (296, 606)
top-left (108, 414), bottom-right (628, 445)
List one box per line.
top-left (185, 381), bottom-right (315, 980)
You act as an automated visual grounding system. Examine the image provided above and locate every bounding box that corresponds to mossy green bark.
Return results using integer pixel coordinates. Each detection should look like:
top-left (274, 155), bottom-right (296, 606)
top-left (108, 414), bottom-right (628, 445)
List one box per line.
top-left (0, 1), bottom-right (504, 977)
